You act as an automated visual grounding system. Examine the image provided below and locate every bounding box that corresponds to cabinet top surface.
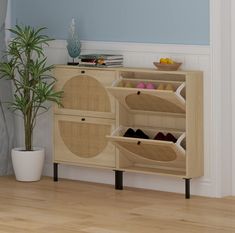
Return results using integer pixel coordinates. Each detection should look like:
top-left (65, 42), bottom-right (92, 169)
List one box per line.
top-left (54, 65), bottom-right (203, 75)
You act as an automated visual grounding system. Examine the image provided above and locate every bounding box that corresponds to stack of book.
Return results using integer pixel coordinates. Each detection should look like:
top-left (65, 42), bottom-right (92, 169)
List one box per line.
top-left (79, 54), bottom-right (97, 67)
top-left (97, 54), bottom-right (123, 67)
top-left (79, 54), bottom-right (123, 67)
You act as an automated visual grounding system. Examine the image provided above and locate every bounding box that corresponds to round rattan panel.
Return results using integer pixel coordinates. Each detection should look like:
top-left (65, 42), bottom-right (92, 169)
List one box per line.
top-left (59, 120), bottom-right (111, 158)
top-left (117, 141), bottom-right (177, 162)
top-left (125, 93), bottom-right (185, 113)
top-left (62, 75), bottom-right (111, 112)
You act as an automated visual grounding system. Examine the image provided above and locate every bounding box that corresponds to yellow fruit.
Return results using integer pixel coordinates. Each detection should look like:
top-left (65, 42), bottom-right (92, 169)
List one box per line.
top-left (167, 58), bottom-right (174, 64)
top-left (160, 58), bottom-right (168, 64)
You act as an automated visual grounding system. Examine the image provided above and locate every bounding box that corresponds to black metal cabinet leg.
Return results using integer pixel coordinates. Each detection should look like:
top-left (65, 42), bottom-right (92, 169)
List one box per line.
top-left (115, 170), bottom-right (123, 190)
top-left (184, 178), bottom-right (191, 199)
top-left (53, 163), bottom-right (58, 182)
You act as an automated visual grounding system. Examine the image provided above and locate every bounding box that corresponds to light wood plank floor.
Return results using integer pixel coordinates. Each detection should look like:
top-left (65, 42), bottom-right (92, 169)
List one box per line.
top-left (0, 176), bottom-right (234, 233)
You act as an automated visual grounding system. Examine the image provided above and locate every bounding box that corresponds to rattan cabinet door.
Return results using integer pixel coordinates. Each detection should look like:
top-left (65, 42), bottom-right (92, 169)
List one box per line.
top-left (54, 68), bottom-right (116, 119)
top-left (54, 114), bottom-right (116, 168)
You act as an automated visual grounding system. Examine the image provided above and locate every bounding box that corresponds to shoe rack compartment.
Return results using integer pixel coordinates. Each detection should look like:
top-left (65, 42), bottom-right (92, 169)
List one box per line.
top-left (54, 112), bottom-right (116, 168)
top-left (53, 68), bottom-right (116, 119)
top-left (107, 126), bottom-right (185, 163)
top-left (107, 69), bottom-right (203, 180)
top-left (106, 78), bottom-right (185, 114)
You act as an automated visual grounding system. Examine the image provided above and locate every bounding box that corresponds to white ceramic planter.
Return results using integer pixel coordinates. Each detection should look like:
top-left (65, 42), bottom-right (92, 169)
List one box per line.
top-left (11, 148), bottom-right (45, 182)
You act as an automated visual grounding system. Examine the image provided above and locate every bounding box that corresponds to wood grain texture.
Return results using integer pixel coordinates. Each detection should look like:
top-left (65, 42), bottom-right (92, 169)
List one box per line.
top-left (61, 75), bottom-right (111, 113)
top-left (107, 87), bottom-right (186, 114)
top-left (185, 72), bottom-right (204, 177)
top-left (59, 120), bottom-right (110, 158)
top-left (54, 115), bottom-right (116, 168)
top-left (0, 177), bottom-right (234, 233)
top-left (117, 141), bottom-right (178, 162)
top-left (125, 93), bottom-right (185, 113)
top-left (53, 67), bottom-right (116, 119)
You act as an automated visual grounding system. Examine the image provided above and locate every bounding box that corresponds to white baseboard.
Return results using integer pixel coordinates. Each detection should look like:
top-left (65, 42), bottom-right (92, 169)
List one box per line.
top-left (43, 163), bottom-right (216, 197)
top-left (39, 40), bottom-right (215, 197)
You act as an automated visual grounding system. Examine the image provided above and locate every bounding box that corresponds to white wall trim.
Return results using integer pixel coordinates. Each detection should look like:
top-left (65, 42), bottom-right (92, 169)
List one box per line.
top-left (209, 0), bottom-right (223, 198)
top-left (48, 40), bottom-right (210, 56)
top-left (210, 0), bottom-right (233, 197)
top-left (231, 0), bottom-right (235, 196)
top-left (221, 0), bottom-right (232, 197)
top-left (43, 164), bottom-right (214, 197)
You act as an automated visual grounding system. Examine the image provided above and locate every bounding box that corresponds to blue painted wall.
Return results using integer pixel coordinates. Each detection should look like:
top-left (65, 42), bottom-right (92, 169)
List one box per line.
top-left (11, 0), bottom-right (209, 45)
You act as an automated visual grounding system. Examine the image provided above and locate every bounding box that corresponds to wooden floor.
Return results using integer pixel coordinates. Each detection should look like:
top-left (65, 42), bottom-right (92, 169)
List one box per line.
top-left (0, 177), bottom-right (234, 233)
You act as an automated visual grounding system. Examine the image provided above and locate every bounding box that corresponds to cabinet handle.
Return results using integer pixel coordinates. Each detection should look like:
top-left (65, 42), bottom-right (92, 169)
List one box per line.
top-left (81, 70), bottom-right (85, 74)
top-left (137, 141), bottom-right (141, 145)
top-left (81, 118), bottom-right (86, 121)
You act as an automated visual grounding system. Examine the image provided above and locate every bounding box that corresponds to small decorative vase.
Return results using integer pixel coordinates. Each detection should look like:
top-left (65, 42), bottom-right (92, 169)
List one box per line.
top-left (11, 147), bottom-right (45, 182)
top-left (67, 18), bottom-right (81, 65)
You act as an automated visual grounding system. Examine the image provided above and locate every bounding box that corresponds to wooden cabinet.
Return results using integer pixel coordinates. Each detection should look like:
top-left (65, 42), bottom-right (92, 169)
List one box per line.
top-left (53, 66), bottom-right (117, 170)
top-left (53, 66), bottom-right (203, 198)
top-left (106, 70), bottom-right (203, 187)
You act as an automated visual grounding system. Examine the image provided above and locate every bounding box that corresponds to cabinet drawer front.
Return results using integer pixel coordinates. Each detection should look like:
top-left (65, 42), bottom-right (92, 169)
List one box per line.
top-left (54, 114), bottom-right (116, 168)
top-left (54, 68), bottom-right (116, 118)
top-left (107, 78), bottom-right (186, 115)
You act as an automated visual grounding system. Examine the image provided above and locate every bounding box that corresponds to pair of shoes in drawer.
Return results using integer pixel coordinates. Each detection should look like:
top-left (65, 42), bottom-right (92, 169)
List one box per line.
top-left (157, 83), bottom-right (174, 91)
top-left (123, 128), bottom-right (149, 139)
top-left (135, 129), bottom-right (149, 139)
top-left (136, 82), bottom-right (155, 89)
top-left (154, 132), bottom-right (177, 143)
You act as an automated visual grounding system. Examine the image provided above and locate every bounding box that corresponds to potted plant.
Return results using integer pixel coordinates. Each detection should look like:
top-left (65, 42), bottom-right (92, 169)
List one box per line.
top-left (0, 25), bottom-right (63, 181)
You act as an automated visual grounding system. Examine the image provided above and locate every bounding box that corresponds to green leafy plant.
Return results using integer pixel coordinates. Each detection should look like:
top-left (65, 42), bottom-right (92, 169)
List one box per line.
top-left (0, 25), bottom-right (63, 151)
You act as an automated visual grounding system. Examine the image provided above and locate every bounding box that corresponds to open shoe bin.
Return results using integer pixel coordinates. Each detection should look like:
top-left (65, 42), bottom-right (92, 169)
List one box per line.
top-left (106, 78), bottom-right (186, 115)
top-left (107, 126), bottom-right (186, 176)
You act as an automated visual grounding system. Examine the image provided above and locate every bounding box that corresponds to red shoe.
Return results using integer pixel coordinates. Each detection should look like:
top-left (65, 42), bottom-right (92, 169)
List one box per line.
top-left (165, 133), bottom-right (177, 143)
top-left (154, 132), bottom-right (165, 141)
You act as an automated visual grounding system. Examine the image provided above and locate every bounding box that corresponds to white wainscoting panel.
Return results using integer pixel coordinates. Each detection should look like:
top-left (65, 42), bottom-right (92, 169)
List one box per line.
top-left (29, 40), bottom-right (214, 196)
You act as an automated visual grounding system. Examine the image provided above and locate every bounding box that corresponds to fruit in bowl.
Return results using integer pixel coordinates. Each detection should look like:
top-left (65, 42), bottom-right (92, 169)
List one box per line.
top-left (160, 58), bottom-right (174, 64)
top-left (154, 58), bottom-right (182, 71)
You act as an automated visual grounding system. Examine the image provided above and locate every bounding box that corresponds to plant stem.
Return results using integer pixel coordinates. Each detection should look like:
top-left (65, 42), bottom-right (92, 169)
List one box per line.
top-left (24, 114), bottom-right (32, 150)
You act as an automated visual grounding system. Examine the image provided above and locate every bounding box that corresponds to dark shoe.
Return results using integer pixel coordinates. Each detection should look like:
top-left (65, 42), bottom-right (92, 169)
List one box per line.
top-left (165, 133), bottom-right (177, 143)
top-left (154, 132), bottom-right (166, 141)
top-left (135, 129), bottom-right (149, 139)
top-left (123, 128), bottom-right (136, 138)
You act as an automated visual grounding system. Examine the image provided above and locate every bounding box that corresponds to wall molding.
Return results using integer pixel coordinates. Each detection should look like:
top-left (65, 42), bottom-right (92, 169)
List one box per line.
top-left (209, 0), bottom-right (233, 197)
top-left (231, 0), bottom-right (235, 196)
top-left (49, 39), bottom-right (210, 55)
top-left (43, 164), bottom-right (214, 197)
top-left (209, 0), bottom-right (223, 198)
